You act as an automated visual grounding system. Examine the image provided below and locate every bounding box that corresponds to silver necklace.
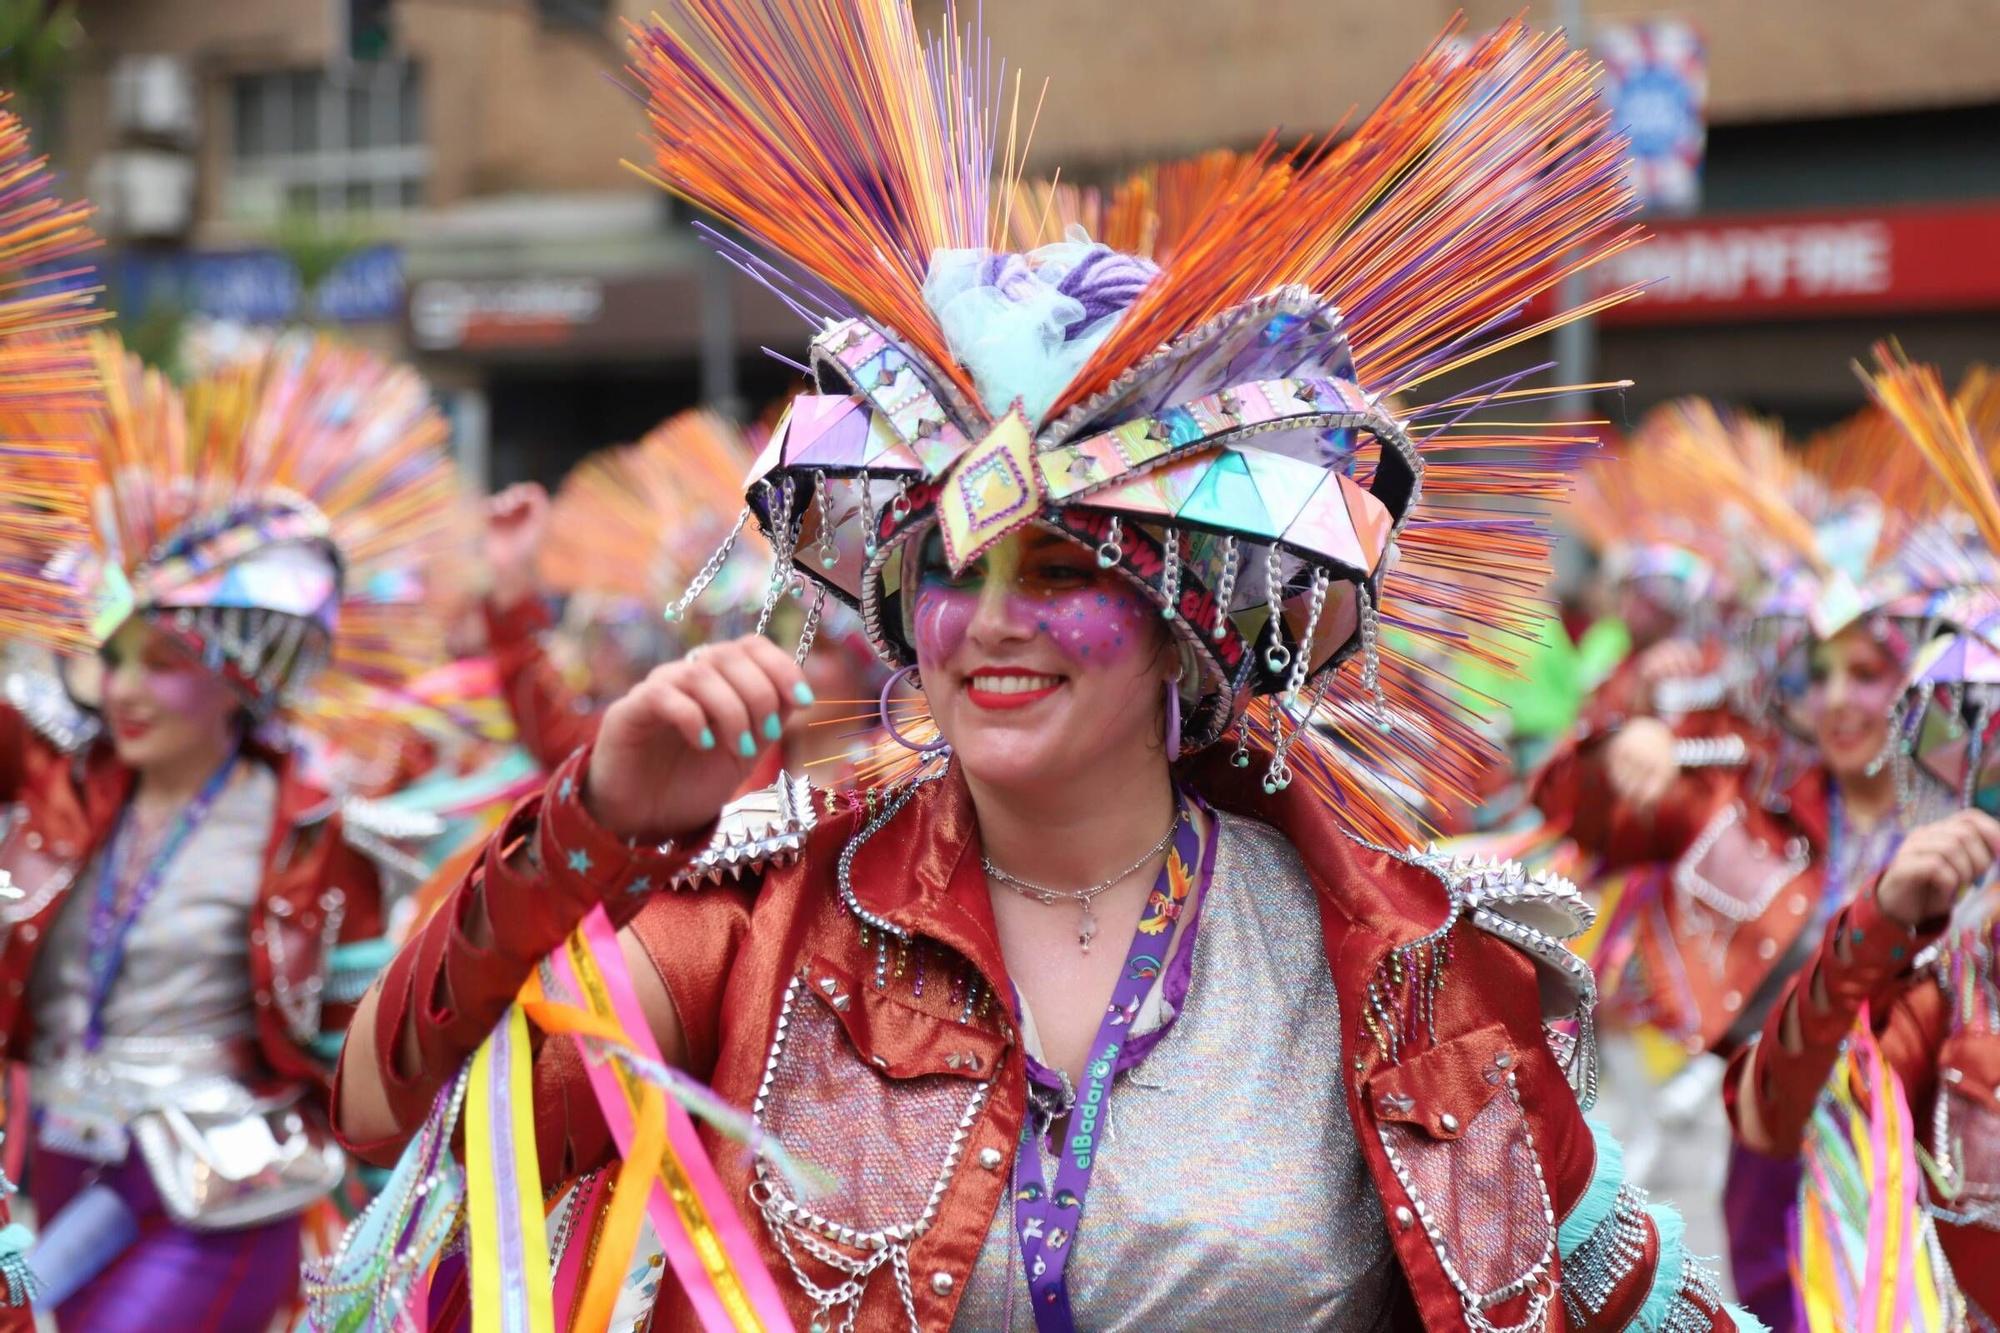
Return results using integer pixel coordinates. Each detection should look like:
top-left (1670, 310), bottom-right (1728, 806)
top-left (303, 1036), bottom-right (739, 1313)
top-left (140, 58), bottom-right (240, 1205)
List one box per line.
top-left (983, 812), bottom-right (1183, 953)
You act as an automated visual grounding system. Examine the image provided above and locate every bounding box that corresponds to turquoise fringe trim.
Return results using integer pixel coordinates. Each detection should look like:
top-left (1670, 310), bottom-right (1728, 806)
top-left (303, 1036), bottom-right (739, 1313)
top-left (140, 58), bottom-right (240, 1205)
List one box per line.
top-left (1633, 1201), bottom-right (1689, 1330)
top-left (0, 1221), bottom-right (39, 1307)
top-left (1564, 1118), bottom-right (1772, 1331)
top-left (1559, 1118), bottom-right (1627, 1254)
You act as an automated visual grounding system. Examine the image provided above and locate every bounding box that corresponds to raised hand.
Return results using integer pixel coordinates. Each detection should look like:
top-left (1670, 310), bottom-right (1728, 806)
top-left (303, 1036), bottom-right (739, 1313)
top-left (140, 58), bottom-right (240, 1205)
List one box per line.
top-left (583, 635), bottom-right (814, 843)
top-left (1875, 809), bottom-right (2000, 929)
top-left (1604, 715), bottom-right (1680, 810)
top-left (485, 482), bottom-right (551, 610)
top-left (1636, 637), bottom-right (1706, 695)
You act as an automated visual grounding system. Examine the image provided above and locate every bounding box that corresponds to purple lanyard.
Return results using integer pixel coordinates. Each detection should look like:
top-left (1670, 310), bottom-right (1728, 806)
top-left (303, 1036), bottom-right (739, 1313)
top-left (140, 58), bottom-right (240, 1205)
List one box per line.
top-left (1010, 795), bottom-right (1217, 1331)
top-left (82, 749), bottom-right (241, 1050)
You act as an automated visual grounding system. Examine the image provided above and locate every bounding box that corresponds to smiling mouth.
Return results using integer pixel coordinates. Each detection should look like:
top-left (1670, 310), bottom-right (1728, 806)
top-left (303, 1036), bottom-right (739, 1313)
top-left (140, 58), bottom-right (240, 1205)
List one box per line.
top-left (964, 670), bottom-right (1065, 710)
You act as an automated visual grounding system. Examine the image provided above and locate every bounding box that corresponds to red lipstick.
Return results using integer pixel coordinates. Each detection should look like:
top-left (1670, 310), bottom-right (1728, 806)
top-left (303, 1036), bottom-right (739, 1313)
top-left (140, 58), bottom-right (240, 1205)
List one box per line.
top-left (963, 665), bottom-right (1065, 711)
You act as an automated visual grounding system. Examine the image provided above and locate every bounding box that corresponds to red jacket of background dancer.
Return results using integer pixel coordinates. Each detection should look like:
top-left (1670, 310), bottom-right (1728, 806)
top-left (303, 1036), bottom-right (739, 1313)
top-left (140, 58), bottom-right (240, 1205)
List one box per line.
top-left (1724, 887), bottom-right (2000, 1316)
top-left (483, 596), bottom-right (786, 791)
top-left (338, 745), bottom-right (1739, 1331)
top-left (0, 702), bottom-right (385, 1096)
top-left (483, 596), bottom-right (603, 773)
top-left (1534, 729), bottom-right (1829, 1055)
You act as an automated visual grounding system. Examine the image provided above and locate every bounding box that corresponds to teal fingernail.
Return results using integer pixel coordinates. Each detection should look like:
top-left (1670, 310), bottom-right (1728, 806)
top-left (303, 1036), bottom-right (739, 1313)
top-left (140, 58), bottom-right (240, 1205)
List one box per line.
top-left (738, 731), bottom-right (757, 758)
top-left (763, 713), bottom-right (784, 742)
top-left (697, 727), bottom-right (715, 751)
top-left (792, 681), bottom-right (817, 706)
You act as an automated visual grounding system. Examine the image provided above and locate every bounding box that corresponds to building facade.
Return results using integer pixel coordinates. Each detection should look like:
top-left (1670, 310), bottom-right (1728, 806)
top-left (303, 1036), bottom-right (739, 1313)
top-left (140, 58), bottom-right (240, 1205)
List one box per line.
top-left (54, 0), bottom-right (2000, 481)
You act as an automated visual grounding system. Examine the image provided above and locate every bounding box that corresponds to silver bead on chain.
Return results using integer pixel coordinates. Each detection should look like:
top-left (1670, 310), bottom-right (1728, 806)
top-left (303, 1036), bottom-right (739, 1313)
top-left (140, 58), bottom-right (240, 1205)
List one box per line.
top-left (1357, 579), bottom-right (1389, 730)
top-left (1264, 709), bottom-right (1293, 794)
top-left (755, 479), bottom-right (799, 638)
top-left (1096, 515), bottom-right (1124, 569)
top-left (814, 469), bottom-right (838, 568)
top-left (795, 584), bottom-right (827, 664)
top-left (1285, 567), bottom-right (1331, 700)
top-left (858, 470), bottom-right (878, 556)
top-left (1212, 535), bottom-right (1240, 641)
top-left (665, 505), bottom-right (752, 623)
top-left (1159, 527), bottom-right (1182, 621)
top-left (1262, 542), bottom-right (1291, 675)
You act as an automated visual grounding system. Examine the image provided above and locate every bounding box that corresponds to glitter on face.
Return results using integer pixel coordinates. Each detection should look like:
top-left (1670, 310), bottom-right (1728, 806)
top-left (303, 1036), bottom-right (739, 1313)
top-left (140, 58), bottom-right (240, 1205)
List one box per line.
top-left (912, 531), bottom-right (1151, 672)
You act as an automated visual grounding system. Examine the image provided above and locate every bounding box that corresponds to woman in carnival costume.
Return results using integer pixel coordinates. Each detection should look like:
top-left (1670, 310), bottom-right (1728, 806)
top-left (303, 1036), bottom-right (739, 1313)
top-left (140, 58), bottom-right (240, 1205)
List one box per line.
top-left (1729, 351), bottom-right (2000, 1327)
top-left (1535, 367), bottom-right (1996, 1330)
top-left (1559, 401), bottom-right (1805, 761)
top-left (0, 94), bottom-right (105, 1328)
top-left (330, 6), bottom-right (1754, 1330)
top-left (1523, 403), bottom-right (1806, 1266)
top-left (0, 329), bottom-right (460, 1329)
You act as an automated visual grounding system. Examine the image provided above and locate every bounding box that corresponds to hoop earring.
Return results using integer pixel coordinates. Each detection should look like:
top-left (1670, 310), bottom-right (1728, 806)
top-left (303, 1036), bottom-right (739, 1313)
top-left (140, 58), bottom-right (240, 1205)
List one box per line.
top-left (880, 665), bottom-right (947, 753)
top-left (1163, 674), bottom-right (1183, 760)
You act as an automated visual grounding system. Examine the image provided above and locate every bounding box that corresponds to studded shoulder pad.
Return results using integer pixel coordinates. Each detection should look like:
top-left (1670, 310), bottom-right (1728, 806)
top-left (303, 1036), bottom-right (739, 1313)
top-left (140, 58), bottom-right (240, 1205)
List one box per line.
top-left (1401, 844), bottom-right (1600, 1111)
top-left (339, 795), bottom-right (447, 888)
top-left (670, 770), bottom-right (818, 888)
top-left (4, 669), bottom-right (99, 754)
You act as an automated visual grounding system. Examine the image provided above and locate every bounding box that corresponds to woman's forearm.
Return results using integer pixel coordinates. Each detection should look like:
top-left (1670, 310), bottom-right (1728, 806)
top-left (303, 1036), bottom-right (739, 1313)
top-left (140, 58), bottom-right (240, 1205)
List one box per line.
top-left (330, 745), bottom-right (709, 1162)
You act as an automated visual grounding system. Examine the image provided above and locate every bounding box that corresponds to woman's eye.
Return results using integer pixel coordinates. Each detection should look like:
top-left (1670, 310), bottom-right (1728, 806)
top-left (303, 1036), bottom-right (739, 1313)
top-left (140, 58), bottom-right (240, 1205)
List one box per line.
top-left (921, 566), bottom-right (979, 590)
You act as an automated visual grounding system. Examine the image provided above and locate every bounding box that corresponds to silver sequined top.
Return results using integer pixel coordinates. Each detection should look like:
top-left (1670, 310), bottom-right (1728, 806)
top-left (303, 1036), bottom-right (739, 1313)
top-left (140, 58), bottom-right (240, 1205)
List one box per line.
top-left (30, 763), bottom-right (276, 1056)
top-left (952, 812), bottom-right (1399, 1330)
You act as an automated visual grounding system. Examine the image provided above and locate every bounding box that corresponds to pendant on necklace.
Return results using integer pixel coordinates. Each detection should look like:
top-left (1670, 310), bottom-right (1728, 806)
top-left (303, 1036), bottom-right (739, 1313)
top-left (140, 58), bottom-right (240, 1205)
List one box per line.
top-left (1078, 901), bottom-right (1097, 953)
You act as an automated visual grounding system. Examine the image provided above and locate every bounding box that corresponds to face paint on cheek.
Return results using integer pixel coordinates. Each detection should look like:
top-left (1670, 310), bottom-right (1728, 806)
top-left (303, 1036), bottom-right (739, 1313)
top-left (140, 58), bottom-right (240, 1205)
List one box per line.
top-left (1030, 583), bottom-right (1152, 669)
top-left (139, 665), bottom-right (228, 715)
top-left (913, 581), bottom-right (977, 665)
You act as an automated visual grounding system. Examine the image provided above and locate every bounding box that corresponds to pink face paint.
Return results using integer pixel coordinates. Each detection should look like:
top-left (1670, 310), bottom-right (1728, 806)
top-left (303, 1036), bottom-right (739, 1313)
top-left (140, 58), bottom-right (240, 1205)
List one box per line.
top-left (911, 531), bottom-right (1155, 672)
top-left (913, 580), bottom-right (977, 665)
top-left (1024, 582), bottom-right (1150, 669)
top-left (136, 662), bottom-right (228, 714)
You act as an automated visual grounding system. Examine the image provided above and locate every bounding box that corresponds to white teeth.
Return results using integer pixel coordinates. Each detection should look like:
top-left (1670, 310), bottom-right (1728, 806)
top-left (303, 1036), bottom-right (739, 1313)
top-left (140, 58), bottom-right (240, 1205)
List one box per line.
top-left (970, 674), bottom-right (1062, 695)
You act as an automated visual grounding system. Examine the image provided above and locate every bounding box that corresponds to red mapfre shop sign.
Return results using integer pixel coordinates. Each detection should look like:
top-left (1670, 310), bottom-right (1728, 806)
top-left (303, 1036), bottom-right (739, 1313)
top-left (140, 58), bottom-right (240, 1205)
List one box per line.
top-left (1580, 201), bottom-right (2000, 325)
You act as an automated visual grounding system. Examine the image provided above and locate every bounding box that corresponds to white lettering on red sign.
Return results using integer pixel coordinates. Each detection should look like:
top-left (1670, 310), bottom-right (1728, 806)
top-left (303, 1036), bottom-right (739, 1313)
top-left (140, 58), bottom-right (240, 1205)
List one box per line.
top-left (1606, 221), bottom-right (1892, 307)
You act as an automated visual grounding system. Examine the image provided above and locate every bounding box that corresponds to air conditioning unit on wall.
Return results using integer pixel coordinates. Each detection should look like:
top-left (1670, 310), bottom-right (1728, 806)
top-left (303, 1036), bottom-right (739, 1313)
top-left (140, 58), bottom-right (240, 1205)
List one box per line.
top-left (90, 150), bottom-right (198, 240)
top-left (110, 55), bottom-right (198, 145)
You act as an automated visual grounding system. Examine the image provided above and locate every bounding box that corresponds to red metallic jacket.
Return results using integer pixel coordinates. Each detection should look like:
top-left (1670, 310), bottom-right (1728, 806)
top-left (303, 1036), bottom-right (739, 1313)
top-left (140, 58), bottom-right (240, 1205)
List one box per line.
top-left (1534, 728), bottom-right (1829, 1055)
top-left (340, 745), bottom-right (1739, 1331)
top-left (1724, 888), bottom-right (2000, 1318)
top-left (484, 597), bottom-right (603, 773)
top-left (0, 702), bottom-right (385, 1097)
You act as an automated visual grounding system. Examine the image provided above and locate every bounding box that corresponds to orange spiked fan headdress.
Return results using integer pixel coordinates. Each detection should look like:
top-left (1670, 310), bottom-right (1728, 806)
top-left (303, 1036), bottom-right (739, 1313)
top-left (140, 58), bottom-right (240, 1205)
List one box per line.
top-left (73, 330), bottom-right (462, 727)
top-left (0, 98), bottom-right (104, 651)
top-left (628, 2), bottom-right (1643, 828)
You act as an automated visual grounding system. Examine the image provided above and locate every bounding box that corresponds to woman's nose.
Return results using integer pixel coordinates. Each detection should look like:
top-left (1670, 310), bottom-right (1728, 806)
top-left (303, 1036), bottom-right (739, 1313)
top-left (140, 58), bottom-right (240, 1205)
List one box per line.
top-left (964, 574), bottom-right (1030, 646)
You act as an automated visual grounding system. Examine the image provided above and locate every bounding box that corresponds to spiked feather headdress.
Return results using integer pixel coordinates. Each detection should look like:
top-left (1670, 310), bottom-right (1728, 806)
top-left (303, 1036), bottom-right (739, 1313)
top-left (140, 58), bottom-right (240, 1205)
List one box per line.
top-left (628, 3), bottom-right (1645, 829)
top-left (76, 330), bottom-right (461, 729)
top-left (542, 409), bottom-right (767, 643)
top-left (0, 99), bottom-right (103, 651)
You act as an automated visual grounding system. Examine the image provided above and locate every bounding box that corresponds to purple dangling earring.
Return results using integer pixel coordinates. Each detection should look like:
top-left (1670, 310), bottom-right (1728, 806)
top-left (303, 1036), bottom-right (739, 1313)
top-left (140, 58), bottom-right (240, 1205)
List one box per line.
top-left (1164, 673), bottom-right (1183, 760)
top-left (880, 665), bottom-right (948, 753)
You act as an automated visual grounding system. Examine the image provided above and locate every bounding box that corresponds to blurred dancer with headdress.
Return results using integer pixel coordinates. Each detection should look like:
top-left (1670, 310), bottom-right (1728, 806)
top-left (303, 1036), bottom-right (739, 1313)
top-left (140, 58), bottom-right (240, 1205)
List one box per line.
top-left (1729, 350), bottom-right (2000, 1329)
top-left (322, 8), bottom-right (1756, 1329)
top-left (0, 94), bottom-right (104, 1330)
top-left (0, 329), bottom-right (459, 1329)
top-left (482, 408), bottom-right (879, 784)
top-left (1535, 371), bottom-right (1994, 1329)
